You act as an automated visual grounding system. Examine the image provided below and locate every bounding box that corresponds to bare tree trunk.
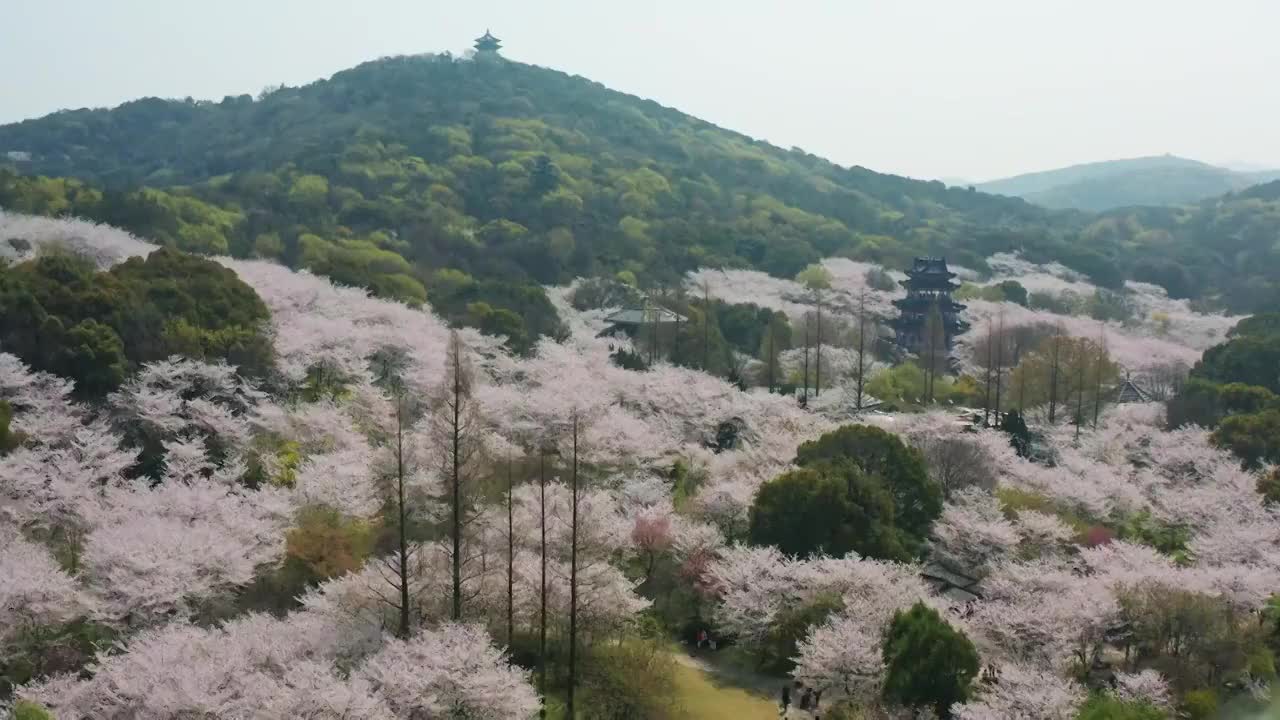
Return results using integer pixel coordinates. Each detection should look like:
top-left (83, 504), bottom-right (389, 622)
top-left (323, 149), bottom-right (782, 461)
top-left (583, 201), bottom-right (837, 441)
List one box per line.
top-left (802, 326), bottom-right (810, 403)
top-left (767, 319), bottom-right (776, 393)
top-left (1048, 335), bottom-right (1062, 424)
top-left (1075, 354), bottom-right (1086, 442)
top-left (994, 312), bottom-right (1006, 424)
top-left (673, 313), bottom-right (680, 364)
top-left (1018, 362), bottom-right (1028, 412)
top-left (450, 346), bottom-right (463, 622)
top-left (395, 397), bottom-right (410, 638)
top-left (855, 292), bottom-right (868, 410)
top-left (815, 292), bottom-right (822, 397)
top-left (538, 450), bottom-right (547, 719)
top-left (702, 280), bottom-right (711, 372)
top-left (983, 321), bottom-right (994, 426)
top-left (1093, 327), bottom-right (1107, 429)
top-left (506, 456), bottom-right (514, 647)
top-left (567, 413), bottom-right (580, 719)
top-left (650, 296), bottom-right (659, 365)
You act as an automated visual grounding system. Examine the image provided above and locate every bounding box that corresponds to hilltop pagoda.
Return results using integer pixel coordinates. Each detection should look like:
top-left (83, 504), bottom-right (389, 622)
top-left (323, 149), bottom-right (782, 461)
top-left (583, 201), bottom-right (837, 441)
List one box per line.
top-left (890, 257), bottom-right (970, 354)
top-left (474, 30), bottom-right (502, 56)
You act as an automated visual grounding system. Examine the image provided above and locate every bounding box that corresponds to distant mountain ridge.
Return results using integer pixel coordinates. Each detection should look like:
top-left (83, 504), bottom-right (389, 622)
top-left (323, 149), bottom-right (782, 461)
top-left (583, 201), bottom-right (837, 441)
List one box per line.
top-left (977, 155), bottom-right (1280, 211)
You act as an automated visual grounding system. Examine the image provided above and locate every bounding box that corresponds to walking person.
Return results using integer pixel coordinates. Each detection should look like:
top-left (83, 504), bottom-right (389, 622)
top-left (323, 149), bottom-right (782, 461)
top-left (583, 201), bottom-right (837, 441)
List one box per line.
top-left (779, 683), bottom-right (791, 717)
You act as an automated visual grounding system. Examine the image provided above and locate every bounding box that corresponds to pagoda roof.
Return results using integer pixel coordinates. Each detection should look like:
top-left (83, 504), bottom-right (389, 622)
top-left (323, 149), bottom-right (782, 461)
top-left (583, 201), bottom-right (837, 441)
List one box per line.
top-left (475, 30), bottom-right (500, 43)
top-left (904, 256), bottom-right (958, 279)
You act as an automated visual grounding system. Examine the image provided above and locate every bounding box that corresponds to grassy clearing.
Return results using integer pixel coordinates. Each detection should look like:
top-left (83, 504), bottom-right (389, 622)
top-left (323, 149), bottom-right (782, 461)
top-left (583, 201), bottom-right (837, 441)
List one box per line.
top-left (670, 655), bottom-right (780, 720)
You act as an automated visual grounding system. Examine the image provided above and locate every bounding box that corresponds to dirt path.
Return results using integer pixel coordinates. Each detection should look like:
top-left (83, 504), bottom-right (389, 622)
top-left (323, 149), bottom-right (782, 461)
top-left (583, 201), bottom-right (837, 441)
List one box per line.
top-left (673, 650), bottom-right (782, 697)
top-left (669, 650), bottom-right (780, 720)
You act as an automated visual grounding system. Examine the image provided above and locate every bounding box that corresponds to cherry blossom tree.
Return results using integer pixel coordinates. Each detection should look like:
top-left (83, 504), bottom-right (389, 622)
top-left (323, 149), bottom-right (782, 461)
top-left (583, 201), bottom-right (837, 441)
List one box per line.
top-left (109, 357), bottom-right (266, 463)
top-left (358, 624), bottom-right (540, 719)
top-left (0, 528), bottom-right (94, 651)
top-left (17, 613), bottom-right (538, 720)
top-left (1111, 669), bottom-right (1172, 709)
top-left (930, 489), bottom-right (1020, 578)
top-left (952, 662), bottom-right (1084, 720)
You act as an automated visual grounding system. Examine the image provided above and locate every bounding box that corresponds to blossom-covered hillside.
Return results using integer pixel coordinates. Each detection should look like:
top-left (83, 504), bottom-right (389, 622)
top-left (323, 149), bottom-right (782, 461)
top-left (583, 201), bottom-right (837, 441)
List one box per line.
top-left (1, 210), bottom-right (1276, 719)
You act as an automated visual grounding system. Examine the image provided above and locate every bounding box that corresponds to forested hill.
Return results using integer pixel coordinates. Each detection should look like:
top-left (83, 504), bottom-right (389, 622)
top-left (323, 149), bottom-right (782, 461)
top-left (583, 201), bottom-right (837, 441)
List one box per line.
top-left (976, 154), bottom-right (1280, 211)
top-left (0, 55), bottom-right (1072, 277)
top-left (1, 52), bottom-right (1279, 335)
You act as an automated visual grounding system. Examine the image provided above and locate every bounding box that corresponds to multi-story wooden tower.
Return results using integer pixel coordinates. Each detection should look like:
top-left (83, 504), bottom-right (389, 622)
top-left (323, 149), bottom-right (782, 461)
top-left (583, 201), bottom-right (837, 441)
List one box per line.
top-left (890, 257), bottom-right (970, 354)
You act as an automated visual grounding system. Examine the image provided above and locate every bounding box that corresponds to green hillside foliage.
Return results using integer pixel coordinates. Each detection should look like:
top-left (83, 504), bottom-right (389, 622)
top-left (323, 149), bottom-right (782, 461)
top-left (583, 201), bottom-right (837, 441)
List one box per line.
top-left (0, 247), bottom-right (273, 397)
top-left (1168, 313), bottom-right (1280, 468)
top-left (2, 54), bottom-right (1280, 324)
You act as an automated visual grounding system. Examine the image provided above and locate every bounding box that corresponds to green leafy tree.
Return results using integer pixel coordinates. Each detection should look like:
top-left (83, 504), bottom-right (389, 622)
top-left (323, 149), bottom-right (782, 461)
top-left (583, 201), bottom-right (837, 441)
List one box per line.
top-left (10, 700), bottom-right (55, 720)
top-left (794, 425), bottom-right (942, 544)
top-left (881, 602), bottom-right (979, 718)
top-left (1259, 468), bottom-right (1280, 506)
top-left (580, 638), bottom-right (680, 720)
top-left (748, 466), bottom-right (909, 561)
top-left (1195, 334), bottom-right (1280, 395)
top-left (997, 280), bottom-right (1029, 307)
top-left (1230, 313), bottom-right (1280, 340)
top-left (0, 247), bottom-right (272, 397)
top-left (0, 400), bottom-right (20, 454)
top-left (1212, 409), bottom-right (1280, 468)
top-left (795, 263), bottom-right (833, 290)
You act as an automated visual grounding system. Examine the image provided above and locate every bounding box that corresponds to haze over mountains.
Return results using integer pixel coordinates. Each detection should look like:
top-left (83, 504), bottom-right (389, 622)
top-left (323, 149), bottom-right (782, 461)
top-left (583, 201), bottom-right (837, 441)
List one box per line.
top-left (971, 155), bottom-right (1280, 211)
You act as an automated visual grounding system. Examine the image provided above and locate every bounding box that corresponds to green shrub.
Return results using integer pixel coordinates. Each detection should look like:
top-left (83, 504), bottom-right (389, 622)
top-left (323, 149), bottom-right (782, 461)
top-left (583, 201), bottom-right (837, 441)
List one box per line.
top-left (881, 602), bottom-right (979, 717)
top-left (580, 639), bottom-right (681, 720)
top-left (11, 701), bottom-right (55, 720)
top-left (1179, 689), bottom-right (1217, 720)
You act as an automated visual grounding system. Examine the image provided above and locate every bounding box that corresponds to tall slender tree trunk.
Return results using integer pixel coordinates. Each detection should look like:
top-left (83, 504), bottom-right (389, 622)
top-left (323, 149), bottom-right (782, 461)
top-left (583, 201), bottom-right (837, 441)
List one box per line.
top-left (767, 320), bottom-right (776, 393)
top-left (702, 281), bottom-right (711, 372)
top-left (1018, 363), bottom-right (1028, 412)
top-left (538, 450), bottom-right (547, 719)
top-left (567, 414), bottom-right (580, 719)
top-left (673, 313), bottom-right (681, 364)
top-left (855, 292), bottom-right (867, 410)
top-left (983, 321), bottom-right (994, 426)
top-left (650, 298), bottom-right (659, 365)
top-left (451, 351), bottom-right (463, 621)
top-left (1047, 335), bottom-right (1062, 424)
top-left (395, 397), bottom-right (410, 639)
top-left (815, 293), bottom-right (822, 397)
top-left (1093, 329), bottom-right (1107, 429)
top-left (1075, 356), bottom-right (1086, 441)
top-left (802, 334), bottom-right (810, 402)
top-left (506, 456), bottom-right (514, 647)
top-left (994, 313), bottom-right (1005, 425)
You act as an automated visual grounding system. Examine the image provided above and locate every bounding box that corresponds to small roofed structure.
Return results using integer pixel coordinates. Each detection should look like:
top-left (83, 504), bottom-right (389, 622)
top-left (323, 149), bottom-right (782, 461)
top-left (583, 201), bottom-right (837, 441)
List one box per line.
top-left (474, 30), bottom-right (502, 56)
top-left (921, 562), bottom-right (982, 606)
top-left (599, 306), bottom-right (687, 337)
top-left (1115, 377), bottom-right (1151, 404)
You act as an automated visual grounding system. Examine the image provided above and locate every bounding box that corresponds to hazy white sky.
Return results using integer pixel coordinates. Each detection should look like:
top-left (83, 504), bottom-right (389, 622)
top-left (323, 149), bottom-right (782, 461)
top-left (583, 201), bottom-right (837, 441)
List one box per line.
top-left (3, 0), bottom-right (1278, 181)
